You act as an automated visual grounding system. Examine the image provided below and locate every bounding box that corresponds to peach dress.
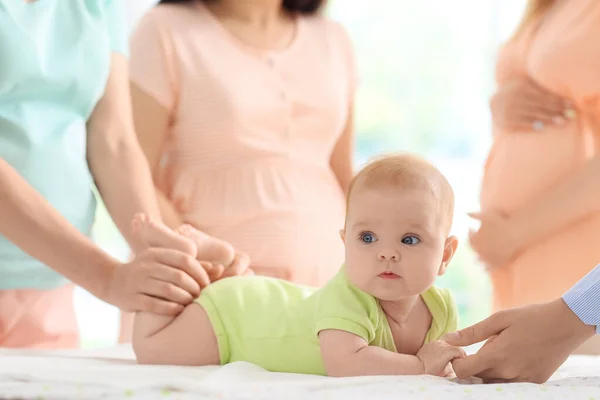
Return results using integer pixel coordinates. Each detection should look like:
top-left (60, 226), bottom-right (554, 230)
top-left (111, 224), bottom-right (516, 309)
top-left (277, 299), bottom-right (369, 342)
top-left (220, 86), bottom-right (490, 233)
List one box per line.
top-left (480, 0), bottom-right (600, 311)
top-left (129, 3), bottom-right (355, 286)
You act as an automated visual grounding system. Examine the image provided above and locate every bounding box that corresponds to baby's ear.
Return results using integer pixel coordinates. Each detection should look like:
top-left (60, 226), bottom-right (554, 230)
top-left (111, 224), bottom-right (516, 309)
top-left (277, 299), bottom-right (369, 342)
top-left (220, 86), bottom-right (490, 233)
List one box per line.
top-left (438, 235), bottom-right (458, 276)
top-left (339, 229), bottom-right (346, 243)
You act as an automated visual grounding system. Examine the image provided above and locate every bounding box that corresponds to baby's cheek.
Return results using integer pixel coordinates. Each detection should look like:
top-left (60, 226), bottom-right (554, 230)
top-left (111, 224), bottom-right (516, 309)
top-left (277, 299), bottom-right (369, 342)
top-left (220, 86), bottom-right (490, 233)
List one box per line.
top-left (406, 264), bottom-right (439, 291)
top-left (345, 263), bottom-right (373, 290)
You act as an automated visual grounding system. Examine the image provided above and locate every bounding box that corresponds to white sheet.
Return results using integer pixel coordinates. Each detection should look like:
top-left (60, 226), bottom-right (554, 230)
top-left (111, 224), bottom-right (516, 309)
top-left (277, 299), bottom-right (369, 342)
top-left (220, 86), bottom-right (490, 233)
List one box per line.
top-left (1, 345), bottom-right (599, 400)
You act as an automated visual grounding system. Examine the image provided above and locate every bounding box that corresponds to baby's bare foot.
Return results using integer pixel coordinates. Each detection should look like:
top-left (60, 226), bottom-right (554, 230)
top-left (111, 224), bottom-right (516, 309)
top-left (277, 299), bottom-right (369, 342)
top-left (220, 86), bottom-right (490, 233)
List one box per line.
top-left (132, 214), bottom-right (197, 257)
top-left (176, 224), bottom-right (235, 267)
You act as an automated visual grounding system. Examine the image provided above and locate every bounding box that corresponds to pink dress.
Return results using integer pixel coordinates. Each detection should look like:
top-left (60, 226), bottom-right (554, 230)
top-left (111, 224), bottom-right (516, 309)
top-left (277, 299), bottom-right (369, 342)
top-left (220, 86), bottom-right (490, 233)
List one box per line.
top-left (480, 0), bottom-right (600, 311)
top-left (129, 3), bottom-right (356, 286)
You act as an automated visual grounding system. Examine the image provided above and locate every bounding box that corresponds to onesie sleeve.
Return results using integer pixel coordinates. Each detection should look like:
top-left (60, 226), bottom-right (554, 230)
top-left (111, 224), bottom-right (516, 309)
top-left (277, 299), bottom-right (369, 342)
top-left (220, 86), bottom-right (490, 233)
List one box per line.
top-left (104, 0), bottom-right (129, 56)
top-left (129, 9), bottom-right (179, 113)
top-left (314, 272), bottom-right (378, 343)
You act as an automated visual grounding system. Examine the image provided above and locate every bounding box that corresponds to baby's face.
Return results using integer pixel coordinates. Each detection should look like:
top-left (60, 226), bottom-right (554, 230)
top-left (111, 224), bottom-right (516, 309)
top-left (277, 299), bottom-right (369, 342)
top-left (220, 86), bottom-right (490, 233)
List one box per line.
top-left (342, 186), bottom-right (453, 301)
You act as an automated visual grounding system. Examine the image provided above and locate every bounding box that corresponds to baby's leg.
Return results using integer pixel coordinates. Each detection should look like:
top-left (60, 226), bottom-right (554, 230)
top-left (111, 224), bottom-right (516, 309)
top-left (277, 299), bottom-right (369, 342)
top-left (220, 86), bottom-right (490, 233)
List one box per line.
top-left (134, 303), bottom-right (220, 366)
top-left (131, 215), bottom-right (219, 366)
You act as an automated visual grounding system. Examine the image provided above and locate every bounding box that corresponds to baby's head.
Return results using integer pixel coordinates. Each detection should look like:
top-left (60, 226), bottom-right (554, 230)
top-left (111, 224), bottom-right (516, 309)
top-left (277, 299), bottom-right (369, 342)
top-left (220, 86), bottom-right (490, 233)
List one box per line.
top-left (341, 153), bottom-right (458, 301)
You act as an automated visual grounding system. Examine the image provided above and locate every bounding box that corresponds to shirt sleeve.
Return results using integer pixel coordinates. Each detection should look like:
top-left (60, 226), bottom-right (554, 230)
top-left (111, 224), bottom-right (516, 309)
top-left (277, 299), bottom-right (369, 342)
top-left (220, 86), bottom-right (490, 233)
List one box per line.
top-left (314, 276), bottom-right (377, 344)
top-left (423, 287), bottom-right (459, 340)
top-left (129, 9), bottom-right (179, 112)
top-left (104, 0), bottom-right (129, 56)
top-left (440, 288), bottom-right (459, 336)
top-left (562, 264), bottom-right (600, 334)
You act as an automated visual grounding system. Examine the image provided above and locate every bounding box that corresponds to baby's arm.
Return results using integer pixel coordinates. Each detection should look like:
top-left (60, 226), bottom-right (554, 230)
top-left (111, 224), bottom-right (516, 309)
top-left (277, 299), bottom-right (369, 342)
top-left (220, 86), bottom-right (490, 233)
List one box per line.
top-left (133, 304), bottom-right (216, 366)
top-left (319, 329), bottom-right (464, 377)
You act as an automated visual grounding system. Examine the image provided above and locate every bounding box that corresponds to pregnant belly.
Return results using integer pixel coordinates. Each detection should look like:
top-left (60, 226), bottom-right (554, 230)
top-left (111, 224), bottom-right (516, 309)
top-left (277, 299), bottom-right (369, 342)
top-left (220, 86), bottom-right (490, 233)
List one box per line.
top-left (175, 162), bottom-right (346, 286)
top-left (480, 126), bottom-right (589, 213)
top-left (491, 213), bottom-right (600, 310)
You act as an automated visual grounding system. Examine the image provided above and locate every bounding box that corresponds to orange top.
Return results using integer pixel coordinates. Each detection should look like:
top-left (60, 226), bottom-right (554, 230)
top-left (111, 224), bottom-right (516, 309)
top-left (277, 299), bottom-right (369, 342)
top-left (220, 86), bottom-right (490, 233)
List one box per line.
top-left (129, 3), bottom-right (356, 286)
top-left (480, 0), bottom-right (600, 309)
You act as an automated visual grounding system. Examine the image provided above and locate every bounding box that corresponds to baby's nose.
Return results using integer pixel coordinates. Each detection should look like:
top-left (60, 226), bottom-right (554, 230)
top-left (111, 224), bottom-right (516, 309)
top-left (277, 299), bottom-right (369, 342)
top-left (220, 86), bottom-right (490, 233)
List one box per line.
top-left (377, 249), bottom-right (399, 262)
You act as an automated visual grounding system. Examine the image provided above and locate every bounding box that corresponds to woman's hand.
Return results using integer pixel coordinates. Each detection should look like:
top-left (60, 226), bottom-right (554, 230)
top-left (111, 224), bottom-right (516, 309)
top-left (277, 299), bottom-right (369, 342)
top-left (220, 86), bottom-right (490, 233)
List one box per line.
top-left (105, 247), bottom-right (209, 315)
top-left (468, 212), bottom-right (522, 270)
top-left (491, 76), bottom-right (575, 131)
top-left (416, 340), bottom-right (466, 377)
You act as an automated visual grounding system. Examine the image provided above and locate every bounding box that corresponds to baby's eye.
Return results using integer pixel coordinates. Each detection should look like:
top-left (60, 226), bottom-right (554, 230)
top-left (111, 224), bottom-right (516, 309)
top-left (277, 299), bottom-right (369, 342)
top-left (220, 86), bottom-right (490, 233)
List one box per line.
top-left (359, 232), bottom-right (378, 244)
top-left (401, 235), bottom-right (421, 245)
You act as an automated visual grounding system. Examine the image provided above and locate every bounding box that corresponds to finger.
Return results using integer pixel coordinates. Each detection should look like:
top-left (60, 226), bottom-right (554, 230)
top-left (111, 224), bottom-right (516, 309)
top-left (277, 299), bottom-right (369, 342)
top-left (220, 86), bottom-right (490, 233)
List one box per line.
top-left (223, 252), bottom-right (250, 278)
top-left (136, 294), bottom-right (184, 315)
top-left (451, 351), bottom-right (494, 379)
top-left (481, 335), bottom-right (499, 350)
top-left (524, 78), bottom-right (566, 106)
top-left (521, 89), bottom-right (567, 114)
top-left (442, 346), bottom-right (467, 363)
top-left (442, 312), bottom-right (509, 346)
top-left (200, 261), bottom-right (221, 283)
top-left (149, 248), bottom-right (211, 288)
top-left (143, 278), bottom-right (194, 305)
top-left (515, 107), bottom-right (561, 128)
top-left (149, 264), bottom-right (201, 298)
top-left (443, 363), bottom-right (455, 378)
top-left (244, 267), bottom-right (255, 276)
top-left (206, 263), bottom-right (225, 282)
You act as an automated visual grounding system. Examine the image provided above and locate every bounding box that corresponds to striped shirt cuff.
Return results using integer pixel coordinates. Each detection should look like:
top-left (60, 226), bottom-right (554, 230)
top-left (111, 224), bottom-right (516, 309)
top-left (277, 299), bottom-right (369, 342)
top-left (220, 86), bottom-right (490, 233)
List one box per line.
top-left (562, 264), bottom-right (600, 335)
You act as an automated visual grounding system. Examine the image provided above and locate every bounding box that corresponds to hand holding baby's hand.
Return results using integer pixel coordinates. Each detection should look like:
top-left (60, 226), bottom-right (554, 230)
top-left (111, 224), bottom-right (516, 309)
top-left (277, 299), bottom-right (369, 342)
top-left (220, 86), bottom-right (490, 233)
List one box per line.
top-left (416, 340), bottom-right (466, 376)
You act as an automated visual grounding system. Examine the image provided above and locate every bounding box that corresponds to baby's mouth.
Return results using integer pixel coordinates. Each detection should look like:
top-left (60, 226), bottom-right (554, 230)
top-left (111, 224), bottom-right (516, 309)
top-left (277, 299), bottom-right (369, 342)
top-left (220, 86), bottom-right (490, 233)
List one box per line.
top-left (377, 271), bottom-right (400, 280)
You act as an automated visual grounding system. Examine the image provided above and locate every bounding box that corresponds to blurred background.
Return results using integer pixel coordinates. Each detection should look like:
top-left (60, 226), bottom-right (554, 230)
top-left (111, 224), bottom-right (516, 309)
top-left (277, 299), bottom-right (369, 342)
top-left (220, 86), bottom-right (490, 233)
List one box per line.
top-left (78, 0), bottom-right (527, 348)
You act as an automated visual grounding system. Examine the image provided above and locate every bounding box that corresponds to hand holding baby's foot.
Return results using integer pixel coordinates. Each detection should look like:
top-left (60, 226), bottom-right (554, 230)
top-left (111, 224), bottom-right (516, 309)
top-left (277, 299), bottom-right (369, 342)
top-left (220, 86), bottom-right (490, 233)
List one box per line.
top-left (416, 340), bottom-right (466, 377)
top-left (176, 224), bottom-right (236, 270)
top-left (132, 214), bottom-right (197, 257)
top-left (131, 213), bottom-right (209, 289)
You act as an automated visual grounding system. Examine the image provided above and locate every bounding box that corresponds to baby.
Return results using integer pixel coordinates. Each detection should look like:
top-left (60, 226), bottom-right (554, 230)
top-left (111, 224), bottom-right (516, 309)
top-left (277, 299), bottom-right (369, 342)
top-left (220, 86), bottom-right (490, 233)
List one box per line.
top-left (133, 154), bottom-right (466, 377)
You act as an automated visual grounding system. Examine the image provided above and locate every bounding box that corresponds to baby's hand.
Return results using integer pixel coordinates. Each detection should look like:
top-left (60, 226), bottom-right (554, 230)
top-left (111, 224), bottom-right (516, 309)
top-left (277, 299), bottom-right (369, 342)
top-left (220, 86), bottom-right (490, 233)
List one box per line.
top-left (416, 340), bottom-right (466, 376)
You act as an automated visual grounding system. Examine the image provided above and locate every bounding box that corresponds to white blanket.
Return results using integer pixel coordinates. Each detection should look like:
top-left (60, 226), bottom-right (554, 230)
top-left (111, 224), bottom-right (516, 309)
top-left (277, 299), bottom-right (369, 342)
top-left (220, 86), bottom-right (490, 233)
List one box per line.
top-left (1, 346), bottom-right (599, 399)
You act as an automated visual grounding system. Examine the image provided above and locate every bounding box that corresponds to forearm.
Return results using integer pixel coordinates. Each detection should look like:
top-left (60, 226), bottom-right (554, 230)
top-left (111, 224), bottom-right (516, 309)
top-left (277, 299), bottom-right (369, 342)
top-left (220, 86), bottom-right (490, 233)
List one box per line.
top-left (326, 345), bottom-right (424, 377)
top-left (331, 164), bottom-right (353, 195)
top-left (87, 54), bottom-right (163, 253)
top-left (509, 155), bottom-right (600, 247)
top-left (0, 158), bottom-right (118, 298)
top-left (89, 137), bottom-right (161, 253)
top-left (330, 108), bottom-right (354, 196)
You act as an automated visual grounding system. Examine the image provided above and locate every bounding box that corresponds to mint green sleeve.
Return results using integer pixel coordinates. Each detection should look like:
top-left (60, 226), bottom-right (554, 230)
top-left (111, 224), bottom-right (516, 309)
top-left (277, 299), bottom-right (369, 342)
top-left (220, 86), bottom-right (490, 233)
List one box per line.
top-left (104, 0), bottom-right (129, 56)
top-left (314, 281), bottom-right (377, 344)
top-left (443, 289), bottom-right (459, 334)
top-left (433, 288), bottom-right (459, 338)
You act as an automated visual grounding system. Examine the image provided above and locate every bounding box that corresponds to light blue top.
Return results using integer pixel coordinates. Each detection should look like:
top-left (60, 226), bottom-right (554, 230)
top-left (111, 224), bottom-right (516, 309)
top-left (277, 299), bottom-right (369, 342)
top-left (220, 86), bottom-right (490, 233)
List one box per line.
top-left (562, 264), bottom-right (600, 334)
top-left (0, 0), bottom-right (128, 290)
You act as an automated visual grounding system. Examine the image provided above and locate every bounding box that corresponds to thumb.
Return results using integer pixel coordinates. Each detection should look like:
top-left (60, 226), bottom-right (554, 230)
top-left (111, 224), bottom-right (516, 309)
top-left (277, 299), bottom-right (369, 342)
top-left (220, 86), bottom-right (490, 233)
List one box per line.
top-left (443, 312), bottom-right (509, 347)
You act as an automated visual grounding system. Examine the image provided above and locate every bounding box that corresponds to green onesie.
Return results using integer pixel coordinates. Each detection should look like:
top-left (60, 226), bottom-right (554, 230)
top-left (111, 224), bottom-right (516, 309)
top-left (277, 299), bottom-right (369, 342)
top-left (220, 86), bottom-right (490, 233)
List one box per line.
top-left (195, 267), bottom-right (458, 375)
